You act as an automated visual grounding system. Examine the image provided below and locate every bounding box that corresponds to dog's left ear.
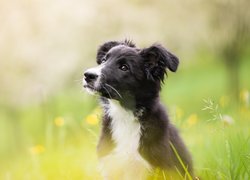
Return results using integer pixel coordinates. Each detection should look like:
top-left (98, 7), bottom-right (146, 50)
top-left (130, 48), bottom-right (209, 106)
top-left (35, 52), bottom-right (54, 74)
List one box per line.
top-left (96, 41), bottom-right (121, 64)
top-left (96, 40), bottom-right (136, 64)
top-left (140, 44), bottom-right (179, 81)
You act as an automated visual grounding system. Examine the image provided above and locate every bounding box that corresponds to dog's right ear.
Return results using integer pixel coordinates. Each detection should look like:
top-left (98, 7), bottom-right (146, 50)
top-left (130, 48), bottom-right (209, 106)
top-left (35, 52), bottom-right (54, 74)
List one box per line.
top-left (96, 41), bottom-right (121, 64)
top-left (140, 44), bottom-right (179, 81)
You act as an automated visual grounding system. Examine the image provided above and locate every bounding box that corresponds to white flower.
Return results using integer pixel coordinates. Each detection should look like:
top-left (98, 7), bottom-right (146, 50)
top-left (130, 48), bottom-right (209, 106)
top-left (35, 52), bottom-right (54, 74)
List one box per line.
top-left (221, 115), bottom-right (234, 125)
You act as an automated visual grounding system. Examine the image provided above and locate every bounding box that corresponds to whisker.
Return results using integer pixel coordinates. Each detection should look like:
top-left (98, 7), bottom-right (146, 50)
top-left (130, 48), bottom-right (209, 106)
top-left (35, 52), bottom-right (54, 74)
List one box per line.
top-left (105, 83), bottom-right (123, 99)
top-left (102, 85), bottom-right (112, 99)
top-left (74, 79), bottom-right (82, 81)
top-left (74, 79), bottom-right (83, 85)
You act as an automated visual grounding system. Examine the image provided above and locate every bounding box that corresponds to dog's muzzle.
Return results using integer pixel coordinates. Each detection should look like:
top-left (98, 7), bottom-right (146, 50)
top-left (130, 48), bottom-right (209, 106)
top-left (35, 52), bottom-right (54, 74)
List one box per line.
top-left (83, 65), bottom-right (103, 94)
top-left (83, 71), bottom-right (98, 90)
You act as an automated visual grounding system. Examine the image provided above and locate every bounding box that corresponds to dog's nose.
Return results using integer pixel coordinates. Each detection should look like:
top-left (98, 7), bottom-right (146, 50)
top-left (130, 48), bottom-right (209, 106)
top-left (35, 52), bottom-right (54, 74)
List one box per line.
top-left (84, 72), bottom-right (98, 83)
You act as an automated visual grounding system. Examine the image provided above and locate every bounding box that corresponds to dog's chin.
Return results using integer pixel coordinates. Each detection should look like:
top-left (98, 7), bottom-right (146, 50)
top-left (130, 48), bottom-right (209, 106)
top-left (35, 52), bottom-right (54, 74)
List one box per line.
top-left (83, 84), bottom-right (98, 95)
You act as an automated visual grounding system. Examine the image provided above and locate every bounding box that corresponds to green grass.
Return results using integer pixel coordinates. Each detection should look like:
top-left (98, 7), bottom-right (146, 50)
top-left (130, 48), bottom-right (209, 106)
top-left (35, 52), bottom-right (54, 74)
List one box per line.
top-left (0, 59), bottom-right (249, 180)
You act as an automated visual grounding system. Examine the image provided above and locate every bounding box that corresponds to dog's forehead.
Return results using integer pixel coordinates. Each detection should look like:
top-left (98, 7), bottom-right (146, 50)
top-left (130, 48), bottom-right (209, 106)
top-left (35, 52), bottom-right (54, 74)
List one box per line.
top-left (109, 45), bottom-right (138, 57)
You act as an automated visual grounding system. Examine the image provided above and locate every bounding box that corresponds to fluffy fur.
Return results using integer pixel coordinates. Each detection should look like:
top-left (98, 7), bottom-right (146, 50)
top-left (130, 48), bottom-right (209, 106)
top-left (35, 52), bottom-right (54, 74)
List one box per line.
top-left (83, 40), bottom-right (193, 179)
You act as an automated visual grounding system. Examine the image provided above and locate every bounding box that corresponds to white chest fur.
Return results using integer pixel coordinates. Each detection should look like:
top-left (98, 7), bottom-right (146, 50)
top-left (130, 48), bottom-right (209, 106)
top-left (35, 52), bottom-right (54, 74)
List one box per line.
top-left (99, 100), bottom-right (151, 180)
top-left (109, 100), bottom-right (141, 153)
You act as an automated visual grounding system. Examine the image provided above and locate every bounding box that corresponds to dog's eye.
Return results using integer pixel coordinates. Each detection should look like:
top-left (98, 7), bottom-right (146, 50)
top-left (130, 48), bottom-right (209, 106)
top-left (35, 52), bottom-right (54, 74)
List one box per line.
top-left (101, 58), bottom-right (106, 64)
top-left (119, 64), bottom-right (129, 71)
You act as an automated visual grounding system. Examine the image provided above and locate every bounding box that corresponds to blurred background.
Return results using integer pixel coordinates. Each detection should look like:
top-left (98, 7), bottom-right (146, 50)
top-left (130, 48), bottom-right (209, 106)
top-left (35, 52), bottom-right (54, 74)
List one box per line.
top-left (0, 0), bottom-right (249, 179)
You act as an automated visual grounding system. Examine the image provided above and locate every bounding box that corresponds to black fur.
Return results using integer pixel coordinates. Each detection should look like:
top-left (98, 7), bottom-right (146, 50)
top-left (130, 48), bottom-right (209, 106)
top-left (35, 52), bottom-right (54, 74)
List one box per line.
top-left (84, 40), bottom-right (193, 178)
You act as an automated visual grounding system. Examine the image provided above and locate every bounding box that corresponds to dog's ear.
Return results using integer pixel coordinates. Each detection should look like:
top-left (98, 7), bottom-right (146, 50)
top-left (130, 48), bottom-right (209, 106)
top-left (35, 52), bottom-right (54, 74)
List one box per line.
top-left (96, 40), bottom-right (136, 64)
top-left (96, 41), bottom-right (121, 64)
top-left (140, 44), bottom-right (179, 81)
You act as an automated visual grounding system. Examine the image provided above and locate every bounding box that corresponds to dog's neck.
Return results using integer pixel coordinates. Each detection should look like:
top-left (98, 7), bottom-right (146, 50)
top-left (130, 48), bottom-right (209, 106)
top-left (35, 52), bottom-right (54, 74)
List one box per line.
top-left (106, 99), bottom-right (142, 155)
top-left (100, 93), bottom-right (160, 117)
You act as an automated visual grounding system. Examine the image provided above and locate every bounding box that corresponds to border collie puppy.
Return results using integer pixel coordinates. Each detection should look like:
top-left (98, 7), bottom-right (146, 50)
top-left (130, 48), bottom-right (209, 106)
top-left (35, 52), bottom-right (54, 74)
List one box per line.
top-left (83, 40), bottom-right (193, 179)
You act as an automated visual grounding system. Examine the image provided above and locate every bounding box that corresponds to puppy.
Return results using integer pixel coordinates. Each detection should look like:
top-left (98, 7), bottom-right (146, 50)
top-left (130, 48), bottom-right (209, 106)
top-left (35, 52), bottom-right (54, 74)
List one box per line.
top-left (83, 40), bottom-right (193, 179)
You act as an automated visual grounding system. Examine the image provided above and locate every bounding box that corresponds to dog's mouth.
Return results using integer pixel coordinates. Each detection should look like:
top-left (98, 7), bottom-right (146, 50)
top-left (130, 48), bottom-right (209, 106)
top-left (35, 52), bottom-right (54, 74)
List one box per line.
top-left (83, 81), bottom-right (123, 100)
top-left (83, 80), bottom-right (99, 95)
top-left (83, 84), bottom-right (94, 90)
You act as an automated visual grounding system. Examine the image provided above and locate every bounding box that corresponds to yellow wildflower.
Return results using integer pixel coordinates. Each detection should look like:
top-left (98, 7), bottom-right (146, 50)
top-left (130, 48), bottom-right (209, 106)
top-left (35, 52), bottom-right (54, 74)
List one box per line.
top-left (85, 114), bottom-right (99, 125)
top-left (54, 117), bottom-right (65, 127)
top-left (187, 114), bottom-right (198, 127)
top-left (29, 145), bottom-right (45, 155)
top-left (240, 89), bottom-right (249, 107)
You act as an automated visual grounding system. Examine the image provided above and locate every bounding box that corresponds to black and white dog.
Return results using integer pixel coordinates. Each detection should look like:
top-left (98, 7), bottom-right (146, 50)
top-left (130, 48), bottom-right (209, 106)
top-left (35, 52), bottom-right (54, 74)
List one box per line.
top-left (83, 40), bottom-right (193, 179)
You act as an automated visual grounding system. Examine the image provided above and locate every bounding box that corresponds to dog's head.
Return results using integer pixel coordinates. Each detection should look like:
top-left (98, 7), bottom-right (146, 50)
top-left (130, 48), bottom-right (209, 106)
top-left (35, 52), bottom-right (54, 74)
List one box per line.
top-left (83, 40), bottom-right (179, 107)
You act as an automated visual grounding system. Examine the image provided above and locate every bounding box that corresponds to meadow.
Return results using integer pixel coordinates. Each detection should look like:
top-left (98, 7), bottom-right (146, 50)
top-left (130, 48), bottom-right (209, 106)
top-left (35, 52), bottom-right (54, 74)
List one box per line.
top-left (0, 56), bottom-right (249, 180)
